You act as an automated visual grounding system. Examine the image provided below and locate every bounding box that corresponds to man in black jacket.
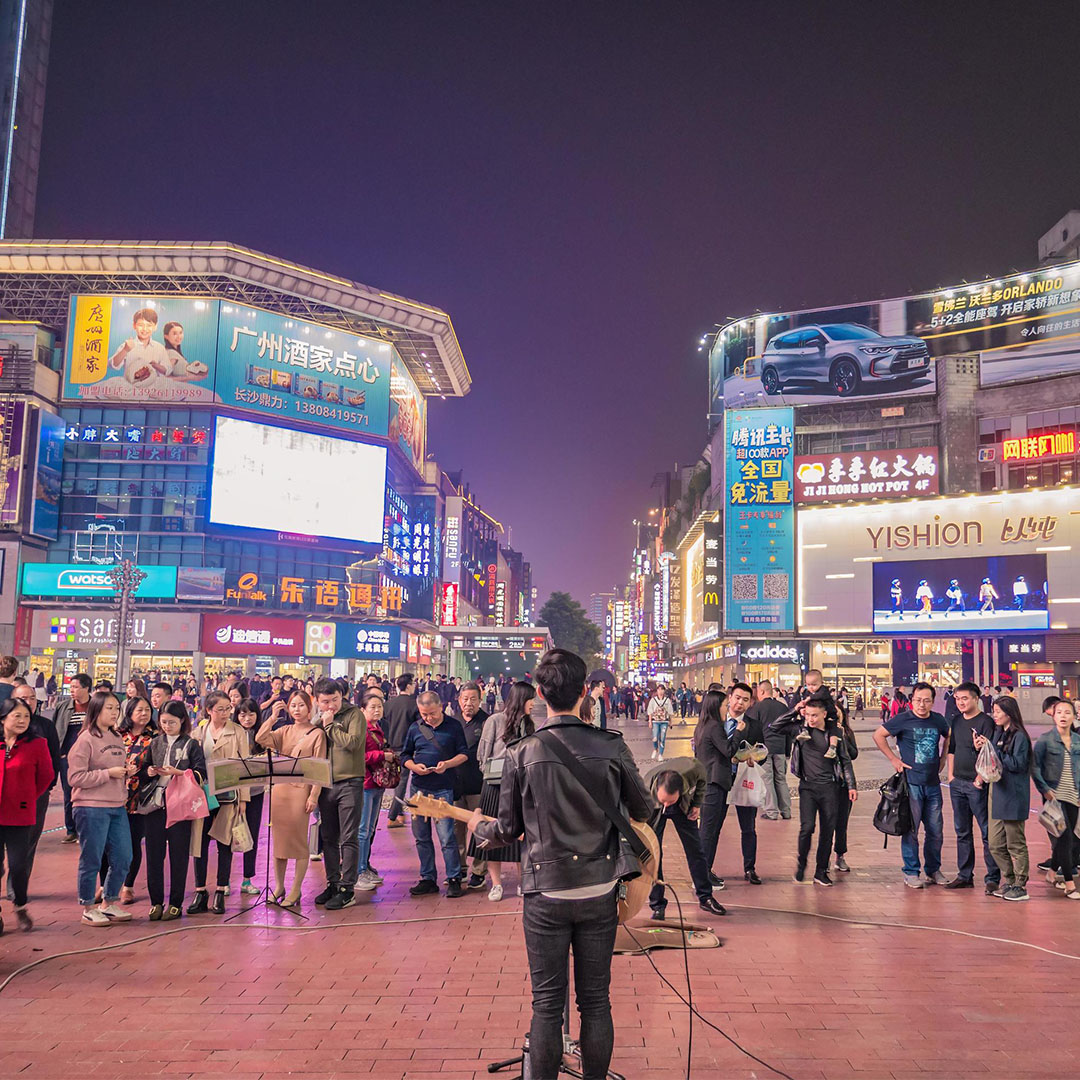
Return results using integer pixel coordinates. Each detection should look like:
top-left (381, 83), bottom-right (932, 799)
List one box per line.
top-left (452, 681), bottom-right (489, 889)
top-left (770, 696), bottom-right (857, 887)
top-left (383, 673), bottom-right (420, 828)
top-left (716, 682), bottom-right (764, 885)
top-left (469, 649), bottom-right (653, 1080)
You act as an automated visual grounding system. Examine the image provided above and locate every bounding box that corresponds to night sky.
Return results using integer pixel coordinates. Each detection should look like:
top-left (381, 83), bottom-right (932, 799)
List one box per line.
top-left (35, 2), bottom-right (1080, 606)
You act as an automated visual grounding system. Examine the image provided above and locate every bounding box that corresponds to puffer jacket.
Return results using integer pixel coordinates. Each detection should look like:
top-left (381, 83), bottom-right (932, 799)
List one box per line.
top-left (472, 714), bottom-right (654, 895)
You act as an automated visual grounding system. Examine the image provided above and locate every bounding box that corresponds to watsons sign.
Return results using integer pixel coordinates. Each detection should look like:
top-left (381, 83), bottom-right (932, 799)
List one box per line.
top-left (20, 562), bottom-right (177, 599)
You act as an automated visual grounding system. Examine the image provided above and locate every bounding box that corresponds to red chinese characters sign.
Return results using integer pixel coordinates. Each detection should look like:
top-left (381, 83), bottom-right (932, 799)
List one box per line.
top-left (794, 447), bottom-right (940, 505)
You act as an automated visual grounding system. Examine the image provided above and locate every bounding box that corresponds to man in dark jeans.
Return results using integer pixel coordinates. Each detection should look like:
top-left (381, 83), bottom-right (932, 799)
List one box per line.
top-left (713, 682), bottom-right (763, 885)
top-left (312, 677), bottom-right (367, 911)
top-left (944, 681), bottom-right (1000, 895)
top-left (770, 697), bottom-right (857, 886)
top-left (469, 649), bottom-right (653, 1080)
top-left (645, 758), bottom-right (726, 919)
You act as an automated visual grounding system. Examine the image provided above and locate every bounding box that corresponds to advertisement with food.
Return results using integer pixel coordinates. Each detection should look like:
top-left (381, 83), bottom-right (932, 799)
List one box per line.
top-left (388, 358), bottom-right (426, 472)
top-left (64, 295), bottom-right (219, 403)
top-left (215, 304), bottom-right (392, 438)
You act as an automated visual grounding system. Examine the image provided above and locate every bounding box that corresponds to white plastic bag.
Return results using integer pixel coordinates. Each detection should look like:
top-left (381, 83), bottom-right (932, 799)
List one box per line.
top-left (731, 761), bottom-right (765, 808)
top-left (975, 740), bottom-right (1002, 784)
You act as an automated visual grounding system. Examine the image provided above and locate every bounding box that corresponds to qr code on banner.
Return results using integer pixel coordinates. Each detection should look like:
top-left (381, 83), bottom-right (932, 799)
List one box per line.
top-left (731, 574), bottom-right (758, 601)
top-left (763, 573), bottom-right (789, 600)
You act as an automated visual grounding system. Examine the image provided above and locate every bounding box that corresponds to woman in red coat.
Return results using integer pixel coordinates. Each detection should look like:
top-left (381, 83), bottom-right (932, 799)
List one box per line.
top-left (0, 696), bottom-right (55, 932)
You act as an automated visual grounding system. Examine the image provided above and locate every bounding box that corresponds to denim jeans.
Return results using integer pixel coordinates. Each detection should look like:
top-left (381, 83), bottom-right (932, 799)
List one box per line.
top-left (760, 753), bottom-right (791, 819)
top-left (651, 720), bottom-right (669, 755)
top-left (411, 786), bottom-right (461, 881)
top-left (357, 786), bottom-right (382, 873)
top-left (74, 806), bottom-right (132, 905)
top-left (522, 889), bottom-right (619, 1080)
top-left (949, 777), bottom-right (999, 885)
top-left (901, 782), bottom-right (944, 876)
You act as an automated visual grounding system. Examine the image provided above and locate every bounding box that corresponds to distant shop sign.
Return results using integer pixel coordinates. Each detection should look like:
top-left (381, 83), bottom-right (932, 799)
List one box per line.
top-left (29, 609), bottom-right (200, 652)
top-left (794, 447), bottom-right (939, 504)
top-left (201, 614), bottom-right (304, 656)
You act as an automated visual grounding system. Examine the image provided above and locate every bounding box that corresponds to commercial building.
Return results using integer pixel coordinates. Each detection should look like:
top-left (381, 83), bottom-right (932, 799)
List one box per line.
top-left (0, 239), bottom-right (489, 686)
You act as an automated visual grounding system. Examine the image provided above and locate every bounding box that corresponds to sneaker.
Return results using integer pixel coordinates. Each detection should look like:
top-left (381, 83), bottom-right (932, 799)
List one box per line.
top-left (62, 832), bottom-right (78, 844)
top-left (356, 870), bottom-right (379, 892)
top-left (466, 873), bottom-right (487, 891)
top-left (314, 885), bottom-right (337, 906)
top-left (387, 819), bottom-right (406, 829)
top-left (793, 863), bottom-right (807, 884)
top-left (795, 729), bottom-right (811, 742)
top-left (657, 754), bottom-right (664, 763)
top-left (650, 749), bottom-right (658, 760)
top-left (823, 746), bottom-right (837, 760)
top-left (835, 856), bottom-right (850, 873)
top-left (903, 874), bottom-right (924, 889)
top-left (15, 906), bottom-right (32, 931)
top-left (488, 884), bottom-right (504, 902)
top-left (367, 866), bottom-right (384, 884)
top-left (311, 853), bottom-right (323, 861)
top-left (98, 903), bottom-right (132, 922)
top-left (81, 907), bottom-right (111, 926)
top-left (1036, 859), bottom-right (1054, 873)
top-left (813, 871), bottom-right (834, 887)
top-left (240, 880), bottom-right (260, 895)
top-left (325, 887), bottom-right (356, 910)
top-left (1003, 885), bottom-right (1029, 902)
top-left (1065, 888), bottom-right (1080, 900)
top-left (926, 871), bottom-right (949, 886)
top-left (409, 879), bottom-right (439, 897)
top-left (991, 882), bottom-right (1009, 898)
top-left (445, 877), bottom-right (464, 898)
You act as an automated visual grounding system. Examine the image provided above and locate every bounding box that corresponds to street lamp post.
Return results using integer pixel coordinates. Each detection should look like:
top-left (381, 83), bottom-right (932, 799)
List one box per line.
top-left (106, 560), bottom-right (146, 687)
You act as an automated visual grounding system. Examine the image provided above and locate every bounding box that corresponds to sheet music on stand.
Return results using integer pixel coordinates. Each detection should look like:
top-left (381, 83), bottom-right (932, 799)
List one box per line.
top-left (208, 754), bottom-right (332, 795)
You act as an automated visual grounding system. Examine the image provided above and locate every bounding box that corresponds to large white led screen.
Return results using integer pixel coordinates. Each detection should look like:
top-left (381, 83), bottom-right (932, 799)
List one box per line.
top-left (209, 415), bottom-right (386, 544)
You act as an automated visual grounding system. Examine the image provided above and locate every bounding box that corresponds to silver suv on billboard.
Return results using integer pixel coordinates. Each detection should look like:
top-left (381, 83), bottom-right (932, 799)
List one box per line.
top-left (760, 323), bottom-right (931, 398)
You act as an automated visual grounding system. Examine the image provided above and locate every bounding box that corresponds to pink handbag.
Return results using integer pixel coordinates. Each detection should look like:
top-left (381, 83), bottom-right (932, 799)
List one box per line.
top-left (166, 768), bottom-right (210, 828)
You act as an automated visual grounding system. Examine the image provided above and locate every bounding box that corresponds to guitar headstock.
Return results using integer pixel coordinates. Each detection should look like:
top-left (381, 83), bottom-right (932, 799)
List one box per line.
top-left (405, 793), bottom-right (454, 821)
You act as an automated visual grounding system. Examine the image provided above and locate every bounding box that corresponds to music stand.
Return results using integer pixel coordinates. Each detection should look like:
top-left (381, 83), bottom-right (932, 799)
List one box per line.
top-left (206, 748), bottom-right (331, 923)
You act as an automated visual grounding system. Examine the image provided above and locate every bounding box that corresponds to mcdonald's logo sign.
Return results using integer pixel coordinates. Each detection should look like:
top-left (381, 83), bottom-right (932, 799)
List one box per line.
top-left (704, 591), bottom-right (719, 606)
top-left (702, 520), bottom-right (721, 622)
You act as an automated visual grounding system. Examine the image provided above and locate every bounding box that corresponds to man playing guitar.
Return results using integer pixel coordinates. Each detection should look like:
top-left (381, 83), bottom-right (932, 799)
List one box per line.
top-left (468, 649), bottom-right (654, 1080)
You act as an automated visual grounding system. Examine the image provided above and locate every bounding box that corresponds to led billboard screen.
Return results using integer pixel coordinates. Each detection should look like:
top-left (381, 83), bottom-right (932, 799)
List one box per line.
top-left (871, 554), bottom-right (1049, 634)
top-left (208, 415), bottom-right (386, 545)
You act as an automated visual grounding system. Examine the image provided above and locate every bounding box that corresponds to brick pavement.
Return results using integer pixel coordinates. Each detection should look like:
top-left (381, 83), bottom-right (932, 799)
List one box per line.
top-left (2, 716), bottom-right (1079, 1079)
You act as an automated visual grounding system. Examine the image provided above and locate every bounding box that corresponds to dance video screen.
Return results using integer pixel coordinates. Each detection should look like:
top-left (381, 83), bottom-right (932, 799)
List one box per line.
top-left (871, 553), bottom-right (1049, 633)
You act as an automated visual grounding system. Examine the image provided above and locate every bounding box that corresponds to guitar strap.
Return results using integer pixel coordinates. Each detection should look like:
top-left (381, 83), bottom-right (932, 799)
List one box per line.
top-left (538, 731), bottom-right (649, 862)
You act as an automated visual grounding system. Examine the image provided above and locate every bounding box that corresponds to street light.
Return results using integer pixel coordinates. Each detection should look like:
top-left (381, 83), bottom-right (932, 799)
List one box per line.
top-left (106, 560), bottom-right (146, 686)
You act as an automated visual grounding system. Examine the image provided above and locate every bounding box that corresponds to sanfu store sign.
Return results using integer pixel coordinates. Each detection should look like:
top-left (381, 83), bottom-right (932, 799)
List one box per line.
top-left (794, 447), bottom-right (939, 504)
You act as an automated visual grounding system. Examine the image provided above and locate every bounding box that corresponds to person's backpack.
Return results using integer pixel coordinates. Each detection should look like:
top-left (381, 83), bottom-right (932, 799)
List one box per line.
top-left (872, 770), bottom-right (912, 846)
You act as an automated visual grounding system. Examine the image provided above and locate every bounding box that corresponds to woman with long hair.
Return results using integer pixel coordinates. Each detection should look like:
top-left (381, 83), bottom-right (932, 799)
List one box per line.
top-left (135, 701), bottom-right (206, 921)
top-left (189, 691), bottom-right (249, 915)
top-left (693, 688), bottom-right (731, 889)
top-left (1032, 698), bottom-right (1080, 899)
top-left (474, 681), bottom-right (536, 901)
top-left (125, 676), bottom-right (148, 703)
top-left (69, 690), bottom-right (134, 926)
top-left (356, 691), bottom-right (395, 891)
top-left (0, 697), bottom-right (54, 932)
top-left (255, 690), bottom-right (326, 907)
top-left (234, 697), bottom-right (265, 897)
top-left (114, 695), bottom-right (157, 904)
top-left (976, 695), bottom-right (1031, 902)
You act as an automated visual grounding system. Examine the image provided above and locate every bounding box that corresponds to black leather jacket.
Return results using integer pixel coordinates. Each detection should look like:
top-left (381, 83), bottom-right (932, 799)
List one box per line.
top-left (769, 709), bottom-right (857, 789)
top-left (472, 714), bottom-right (654, 895)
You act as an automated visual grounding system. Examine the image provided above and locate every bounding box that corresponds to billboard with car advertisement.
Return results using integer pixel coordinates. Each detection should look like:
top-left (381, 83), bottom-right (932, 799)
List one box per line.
top-left (710, 258), bottom-right (1080, 416)
top-left (798, 489), bottom-right (1080, 635)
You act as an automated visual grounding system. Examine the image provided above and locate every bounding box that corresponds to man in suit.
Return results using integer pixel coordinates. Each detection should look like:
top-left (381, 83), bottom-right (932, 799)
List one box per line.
top-left (716, 682), bottom-right (763, 885)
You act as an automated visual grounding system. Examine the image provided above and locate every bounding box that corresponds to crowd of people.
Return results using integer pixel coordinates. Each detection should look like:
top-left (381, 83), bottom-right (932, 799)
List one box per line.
top-left (0, 652), bottom-right (1076, 936)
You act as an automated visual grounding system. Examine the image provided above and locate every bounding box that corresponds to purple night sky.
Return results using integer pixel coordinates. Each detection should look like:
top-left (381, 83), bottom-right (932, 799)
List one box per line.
top-left (35, 1), bottom-right (1080, 604)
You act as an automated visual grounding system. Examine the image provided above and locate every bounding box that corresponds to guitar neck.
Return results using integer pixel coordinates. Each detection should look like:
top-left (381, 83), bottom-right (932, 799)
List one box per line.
top-left (407, 796), bottom-right (495, 826)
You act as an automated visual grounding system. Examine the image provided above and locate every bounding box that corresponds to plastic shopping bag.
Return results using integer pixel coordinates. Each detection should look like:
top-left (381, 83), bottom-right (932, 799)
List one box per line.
top-left (1039, 797), bottom-right (1067, 838)
top-left (165, 768), bottom-right (211, 829)
top-left (975, 740), bottom-right (1002, 784)
top-left (730, 761), bottom-right (766, 808)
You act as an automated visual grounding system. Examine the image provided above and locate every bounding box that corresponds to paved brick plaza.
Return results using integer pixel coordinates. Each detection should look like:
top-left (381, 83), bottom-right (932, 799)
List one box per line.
top-left (2, 716), bottom-right (1078, 1080)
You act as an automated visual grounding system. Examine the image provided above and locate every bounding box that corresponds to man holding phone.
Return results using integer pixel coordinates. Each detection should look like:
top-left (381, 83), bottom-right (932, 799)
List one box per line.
top-left (944, 682), bottom-right (999, 894)
top-left (401, 691), bottom-right (468, 897)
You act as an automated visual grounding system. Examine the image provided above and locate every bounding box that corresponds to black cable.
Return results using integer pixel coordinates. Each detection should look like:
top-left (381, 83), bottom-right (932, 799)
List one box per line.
top-left (621, 883), bottom-right (797, 1080)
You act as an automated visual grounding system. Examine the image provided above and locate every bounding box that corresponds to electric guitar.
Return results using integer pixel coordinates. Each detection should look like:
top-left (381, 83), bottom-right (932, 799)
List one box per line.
top-left (404, 792), bottom-right (660, 924)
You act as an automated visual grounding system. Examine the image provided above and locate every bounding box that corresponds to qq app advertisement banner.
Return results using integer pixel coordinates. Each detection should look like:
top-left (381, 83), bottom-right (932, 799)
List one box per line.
top-left (208, 416), bottom-right (386, 547)
top-left (872, 554), bottom-right (1049, 633)
top-left (724, 408), bottom-right (794, 633)
top-left (64, 295), bottom-right (219, 404)
top-left (216, 304), bottom-right (392, 437)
